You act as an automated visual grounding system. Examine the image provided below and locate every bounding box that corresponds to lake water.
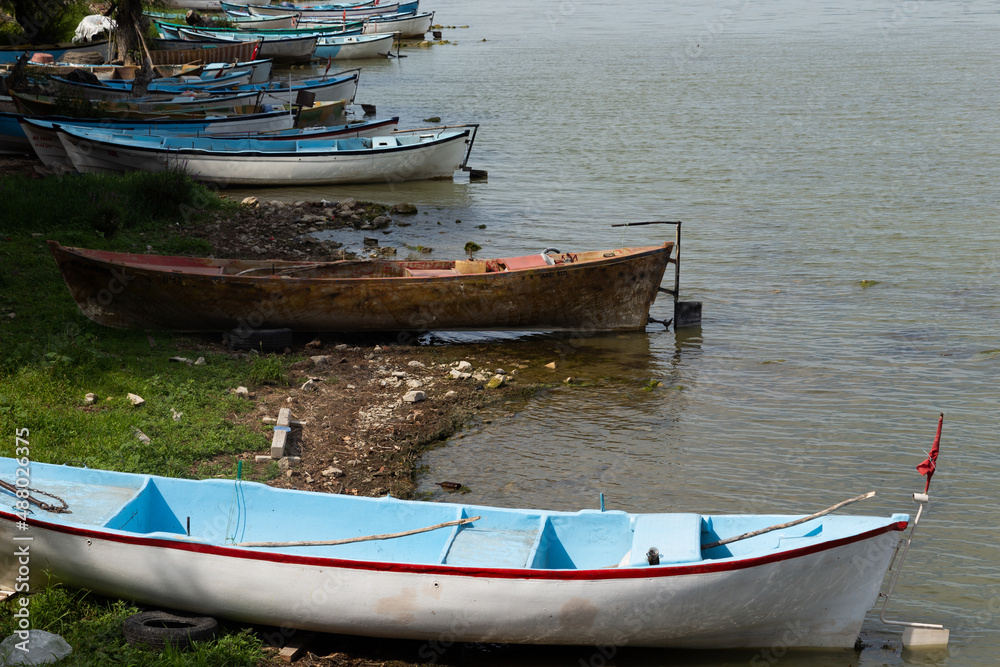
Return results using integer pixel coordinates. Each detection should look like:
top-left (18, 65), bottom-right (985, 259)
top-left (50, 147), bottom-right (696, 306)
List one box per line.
top-left (243, 1), bottom-right (1000, 664)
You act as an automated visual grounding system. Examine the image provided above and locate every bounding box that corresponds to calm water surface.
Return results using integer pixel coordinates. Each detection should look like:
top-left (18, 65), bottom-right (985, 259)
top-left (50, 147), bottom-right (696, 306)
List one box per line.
top-left (250, 2), bottom-right (998, 664)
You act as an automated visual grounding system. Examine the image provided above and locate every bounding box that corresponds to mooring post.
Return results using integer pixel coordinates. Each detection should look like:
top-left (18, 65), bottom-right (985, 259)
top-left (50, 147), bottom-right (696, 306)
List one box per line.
top-left (672, 221), bottom-right (702, 328)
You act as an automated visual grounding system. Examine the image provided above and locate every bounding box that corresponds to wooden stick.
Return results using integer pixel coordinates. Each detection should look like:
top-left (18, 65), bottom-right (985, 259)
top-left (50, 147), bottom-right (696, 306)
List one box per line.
top-left (610, 221), bottom-right (682, 227)
top-left (238, 515), bottom-right (481, 548)
top-left (702, 491), bottom-right (876, 550)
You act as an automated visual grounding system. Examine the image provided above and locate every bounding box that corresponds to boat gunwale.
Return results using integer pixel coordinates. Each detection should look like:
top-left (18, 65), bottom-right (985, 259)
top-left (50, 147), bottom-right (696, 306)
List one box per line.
top-left (0, 505), bottom-right (907, 582)
top-left (56, 127), bottom-right (470, 160)
top-left (51, 241), bottom-right (674, 284)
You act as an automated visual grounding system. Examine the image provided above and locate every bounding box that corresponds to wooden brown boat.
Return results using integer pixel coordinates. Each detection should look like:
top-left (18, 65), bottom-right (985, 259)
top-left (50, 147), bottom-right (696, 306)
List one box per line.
top-left (148, 40), bottom-right (262, 66)
top-left (48, 241), bottom-right (676, 333)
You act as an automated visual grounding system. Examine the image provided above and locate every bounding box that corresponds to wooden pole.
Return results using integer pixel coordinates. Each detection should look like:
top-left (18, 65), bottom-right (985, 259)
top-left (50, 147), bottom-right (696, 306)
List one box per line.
top-left (238, 515), bottom-right (480, 548)
top-left (702, 491), bottom-right (876, 550)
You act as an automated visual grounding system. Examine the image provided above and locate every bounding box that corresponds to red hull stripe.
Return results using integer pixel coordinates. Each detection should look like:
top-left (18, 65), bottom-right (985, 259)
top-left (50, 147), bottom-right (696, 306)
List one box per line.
top-left (0, 510), bottom-right (907, 581)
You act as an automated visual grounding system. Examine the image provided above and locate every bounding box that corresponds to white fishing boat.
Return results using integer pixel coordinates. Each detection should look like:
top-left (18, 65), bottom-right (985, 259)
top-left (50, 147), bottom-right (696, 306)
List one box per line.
top-left (313, 33), bottom-right (394, 60)
top-left (0, 457), bottom-right (936, 648)
top-left (220, 70), bottom-right (360, 105)
top-left (19, 112), bottom-right (360, 171)
top-left (302, 11), bottom-right (434, 39)
top-left (53, 123), bottom-right (478, 185)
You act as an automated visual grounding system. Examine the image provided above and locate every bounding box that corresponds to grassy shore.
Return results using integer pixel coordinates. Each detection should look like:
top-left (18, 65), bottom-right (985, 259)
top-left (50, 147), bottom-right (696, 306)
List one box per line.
top-left (0, 171), bottom-right (284, 665)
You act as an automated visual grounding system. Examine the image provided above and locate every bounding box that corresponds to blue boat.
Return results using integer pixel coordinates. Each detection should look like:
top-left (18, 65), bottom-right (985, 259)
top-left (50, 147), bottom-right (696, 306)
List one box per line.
top-left (20, 115), bottom-right (400, 170)
top-left (312, 33), bottom-right (395, 60)
top-left (0, 457), bottom-right (918, 648)
top-left (0, 109), bottom-right (295, 156)
top-left (49, 69), bottom-right (256, 102)
top-left (0, 40), bottom-right (111, 65)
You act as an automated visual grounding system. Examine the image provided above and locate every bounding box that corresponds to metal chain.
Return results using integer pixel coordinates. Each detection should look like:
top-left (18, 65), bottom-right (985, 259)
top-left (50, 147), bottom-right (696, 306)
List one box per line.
top-left (0, 479), bottom-right (71, 514)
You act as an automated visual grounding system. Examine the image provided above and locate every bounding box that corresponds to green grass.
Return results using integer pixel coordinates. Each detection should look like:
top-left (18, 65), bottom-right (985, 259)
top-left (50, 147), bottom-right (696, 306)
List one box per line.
top-left (0, 585), bottom-right (269, 666)
top-left (0, 171), bottom-right (284, 665)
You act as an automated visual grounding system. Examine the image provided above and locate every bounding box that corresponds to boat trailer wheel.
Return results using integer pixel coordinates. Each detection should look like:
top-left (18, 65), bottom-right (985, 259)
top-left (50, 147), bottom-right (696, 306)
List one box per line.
top-left (122, 610), bottom-right (219, 649)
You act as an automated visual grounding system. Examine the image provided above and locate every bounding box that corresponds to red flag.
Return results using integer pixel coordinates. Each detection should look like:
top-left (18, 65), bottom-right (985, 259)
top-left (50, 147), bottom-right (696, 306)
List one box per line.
top-left (916, 413), bottom-right (943, 492)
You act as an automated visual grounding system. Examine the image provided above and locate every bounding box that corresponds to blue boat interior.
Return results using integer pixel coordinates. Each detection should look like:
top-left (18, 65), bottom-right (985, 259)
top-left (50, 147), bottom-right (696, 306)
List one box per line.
top-left (63, 125), bottom-right (448, 153)
top-left (0, 460), bottom-right (907, 570)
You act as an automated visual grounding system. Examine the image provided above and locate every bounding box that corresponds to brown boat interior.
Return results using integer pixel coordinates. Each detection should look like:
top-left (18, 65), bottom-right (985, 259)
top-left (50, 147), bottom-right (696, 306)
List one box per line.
top-left (78, 246), bottom-right (669, 279)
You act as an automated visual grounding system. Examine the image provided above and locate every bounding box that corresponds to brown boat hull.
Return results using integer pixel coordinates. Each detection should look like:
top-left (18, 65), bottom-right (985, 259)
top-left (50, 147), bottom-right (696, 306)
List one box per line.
top-left (48, 242), bottom-right (674, 333)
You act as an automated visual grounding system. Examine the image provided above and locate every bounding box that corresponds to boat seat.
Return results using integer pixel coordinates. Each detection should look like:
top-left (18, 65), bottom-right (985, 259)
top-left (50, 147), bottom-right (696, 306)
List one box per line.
top-left (626, 513), bottom-right (703, 566)
top-left (501, 254), bottom-right (552, 271)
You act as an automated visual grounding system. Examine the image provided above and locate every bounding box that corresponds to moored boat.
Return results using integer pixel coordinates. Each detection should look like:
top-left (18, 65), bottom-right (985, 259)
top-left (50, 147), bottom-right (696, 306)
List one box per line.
top-left (148, 39), bottom-right (261, 66)
top-left (53, 121), bottom-right (467, 186)
top-left (313, 33), bottom-right (394, 60)
top-left (9, 89), bottom-right (269, 118)
top-left (237, 0), bottom-right (418, 19)
top-left (0, 39), bottom-right (111, 65)
top-left (48, 238), bottom-right (674, 332)
top-left (0, 457), bottom-right (910, 648)
top-left (20, 116), bottom-right (399, 171)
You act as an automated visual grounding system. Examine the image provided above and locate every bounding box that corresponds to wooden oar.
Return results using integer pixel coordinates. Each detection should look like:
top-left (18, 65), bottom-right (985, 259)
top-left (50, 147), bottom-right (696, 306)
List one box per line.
top-left (238, 515), bottom-right (480, 548)
top-left (701, 491), bottom-right (876, 550)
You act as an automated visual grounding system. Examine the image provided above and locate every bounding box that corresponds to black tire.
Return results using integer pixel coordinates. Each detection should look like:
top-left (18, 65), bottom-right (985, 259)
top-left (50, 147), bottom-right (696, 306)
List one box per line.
top-left (122, 610), bottom-right (219, 649)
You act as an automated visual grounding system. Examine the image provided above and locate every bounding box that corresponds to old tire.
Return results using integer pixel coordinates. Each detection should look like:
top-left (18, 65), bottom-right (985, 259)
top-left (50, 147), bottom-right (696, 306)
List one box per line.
top-left (122, 610), bottom-right (218, 649)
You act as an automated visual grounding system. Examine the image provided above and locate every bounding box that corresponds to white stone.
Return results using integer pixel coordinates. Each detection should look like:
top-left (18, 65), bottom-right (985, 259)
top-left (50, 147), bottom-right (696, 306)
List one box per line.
top-left (406, 379), bottom-right (424, 389)
top-left (408, 360), bottom-right (426, 368)
top-left (194, 357), bottom-right (206, 366)
top-left (403, 390), bottom-right (426, 403)
top-left (127, 393), bottom-right (145, 406)
top-left (301, 379), bottom-right (318, 391)
top-left (235, 386), bottom-right (250, 398)
top-left (456, 360), bottom-right (473, 371)
top-left (83, 392), bottom-right (96, 405)
top-left (392, 371), bottom-right (408, 378)
top-left (310, 355), bottom-right (330, 365)
top-left (321, 466), bottom-right (344, 477)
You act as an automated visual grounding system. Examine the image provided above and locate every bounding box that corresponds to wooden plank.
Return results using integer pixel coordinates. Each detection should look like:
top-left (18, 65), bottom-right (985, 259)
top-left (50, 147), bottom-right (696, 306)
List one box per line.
top-left (270, 407), bottom-right (291, 459)
top-left (278, 631), bottom-right (316, 662)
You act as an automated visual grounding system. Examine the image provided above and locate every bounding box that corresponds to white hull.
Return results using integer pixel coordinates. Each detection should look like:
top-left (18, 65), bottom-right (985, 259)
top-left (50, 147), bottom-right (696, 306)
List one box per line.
top-left (252, 75), bottom-right (358, 105)
top-left (58, 129), bottom-right (472, 185)
top-left (0, 518), bottom-right (901, 648)
top-left (314, 34), bottom-right (393, 60)
top-left (363, 12), bottom-right (434, 39)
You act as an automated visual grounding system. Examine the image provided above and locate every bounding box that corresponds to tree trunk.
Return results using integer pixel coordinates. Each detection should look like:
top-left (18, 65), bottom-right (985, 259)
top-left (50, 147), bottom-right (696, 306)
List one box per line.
top-left (113, 0), bottom-right (146, 66)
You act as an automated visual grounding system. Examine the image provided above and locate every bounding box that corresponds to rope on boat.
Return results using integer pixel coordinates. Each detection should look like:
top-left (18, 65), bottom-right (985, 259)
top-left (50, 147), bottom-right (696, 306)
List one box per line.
top-left (0, 479), bottom-right (71, 514)
top-left (701, 491), bottom-right (876, 550)
top-left (237, 515), bottom-right (481, 548)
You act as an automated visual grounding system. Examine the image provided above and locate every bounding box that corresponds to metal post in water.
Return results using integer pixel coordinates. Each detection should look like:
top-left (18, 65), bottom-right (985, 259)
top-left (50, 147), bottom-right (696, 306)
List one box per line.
top-left (878, 492), bottom-right (950, 649)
